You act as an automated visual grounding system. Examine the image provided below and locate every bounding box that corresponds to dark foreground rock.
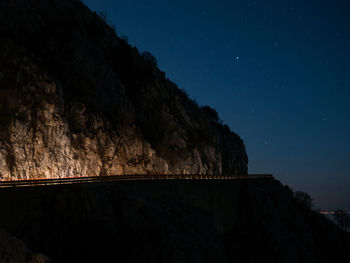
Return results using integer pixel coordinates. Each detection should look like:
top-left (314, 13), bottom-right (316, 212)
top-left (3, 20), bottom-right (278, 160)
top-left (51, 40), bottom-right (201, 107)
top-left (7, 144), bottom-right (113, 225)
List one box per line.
top-left (0, 227), bottom-right (49, 263)
top-left (0, 179), bottom-right (349, 262)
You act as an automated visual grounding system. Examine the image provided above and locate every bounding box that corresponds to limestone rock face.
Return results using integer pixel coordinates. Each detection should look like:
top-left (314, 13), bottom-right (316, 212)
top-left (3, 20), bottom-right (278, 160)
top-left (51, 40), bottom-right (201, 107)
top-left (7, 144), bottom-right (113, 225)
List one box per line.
top-left (0, 0), bottom-right (248, 179)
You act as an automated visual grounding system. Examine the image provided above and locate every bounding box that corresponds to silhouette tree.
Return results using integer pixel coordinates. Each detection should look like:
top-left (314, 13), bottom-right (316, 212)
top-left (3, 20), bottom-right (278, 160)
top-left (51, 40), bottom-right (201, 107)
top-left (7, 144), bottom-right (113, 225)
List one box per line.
top-left (294, 191), bottom-right (314, 209)
top-left (201, 106), bottom-right (219, 122)
top-left (333, 210), bottom-right (350, 231)
top-left (98, 11), bottom-right (108, 22)
top-left (142, 51), bottom-right (158, 66)
top-left (97, 11), bottom-right (116, 32)
top-left (120, 35), bottom-right (129, 43)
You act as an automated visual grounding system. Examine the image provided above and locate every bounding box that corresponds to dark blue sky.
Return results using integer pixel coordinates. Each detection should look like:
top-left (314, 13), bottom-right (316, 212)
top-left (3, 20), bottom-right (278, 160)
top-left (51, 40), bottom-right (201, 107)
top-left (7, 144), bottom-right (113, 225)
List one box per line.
top-left (84, 0), bottom-right (350, 211)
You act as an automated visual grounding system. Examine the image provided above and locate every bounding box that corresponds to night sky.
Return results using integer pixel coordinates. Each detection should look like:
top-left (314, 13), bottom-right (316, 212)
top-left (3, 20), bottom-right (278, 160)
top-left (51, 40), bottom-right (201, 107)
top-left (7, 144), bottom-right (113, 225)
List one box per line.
top-left (83, 0), bottom-right (350, 211)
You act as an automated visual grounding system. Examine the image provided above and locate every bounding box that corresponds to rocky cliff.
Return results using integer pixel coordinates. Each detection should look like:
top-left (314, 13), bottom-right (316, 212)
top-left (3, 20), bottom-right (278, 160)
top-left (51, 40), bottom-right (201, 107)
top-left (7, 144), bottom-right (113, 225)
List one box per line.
top-left (0, 0), bottom-right (247, 180)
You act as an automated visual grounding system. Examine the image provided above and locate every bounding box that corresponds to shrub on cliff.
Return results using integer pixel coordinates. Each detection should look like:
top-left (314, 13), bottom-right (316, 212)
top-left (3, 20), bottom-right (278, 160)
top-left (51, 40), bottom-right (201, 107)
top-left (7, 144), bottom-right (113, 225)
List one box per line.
top-left (142, 51), bottom-right (158, 66)
top-left (201, 106), bottom-right (219, 122)
top-left (120, 34), bottom-right (129, 43)
top-left (97, 11), bottom-right (116, 33)
top-left (294, 191), bottom-right (314, 209)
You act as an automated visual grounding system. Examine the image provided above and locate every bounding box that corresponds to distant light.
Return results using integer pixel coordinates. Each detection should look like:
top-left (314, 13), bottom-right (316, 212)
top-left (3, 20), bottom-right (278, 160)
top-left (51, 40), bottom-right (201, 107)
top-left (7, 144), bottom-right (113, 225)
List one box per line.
top-left (320, 211), bottom-right (350, 214)
top-left (236, 56), bottom-right (240, 60)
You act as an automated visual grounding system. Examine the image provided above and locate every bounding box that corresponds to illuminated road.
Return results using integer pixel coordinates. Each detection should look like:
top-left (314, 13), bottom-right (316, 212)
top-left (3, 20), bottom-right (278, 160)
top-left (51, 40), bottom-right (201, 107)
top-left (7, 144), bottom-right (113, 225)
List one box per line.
top-left (0, 174), bottom-right (273, 188)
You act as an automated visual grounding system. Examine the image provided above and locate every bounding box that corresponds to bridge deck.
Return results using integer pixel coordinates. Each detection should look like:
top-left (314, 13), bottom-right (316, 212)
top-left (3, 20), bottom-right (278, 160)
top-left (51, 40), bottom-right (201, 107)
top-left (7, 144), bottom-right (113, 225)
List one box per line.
top-left (0, 174), bottom-right (273, 188)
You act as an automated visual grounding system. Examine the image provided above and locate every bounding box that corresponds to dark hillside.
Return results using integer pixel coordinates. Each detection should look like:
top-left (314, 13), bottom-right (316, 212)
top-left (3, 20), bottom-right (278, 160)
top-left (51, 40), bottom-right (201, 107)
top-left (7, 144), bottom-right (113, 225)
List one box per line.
top-left (0, 180), bottom-right (349, 262)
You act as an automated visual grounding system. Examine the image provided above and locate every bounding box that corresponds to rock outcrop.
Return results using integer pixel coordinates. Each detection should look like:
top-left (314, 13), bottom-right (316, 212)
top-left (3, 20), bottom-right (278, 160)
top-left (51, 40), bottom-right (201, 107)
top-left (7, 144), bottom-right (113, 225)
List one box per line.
top-left (0, 0), bottom-right (247, 179)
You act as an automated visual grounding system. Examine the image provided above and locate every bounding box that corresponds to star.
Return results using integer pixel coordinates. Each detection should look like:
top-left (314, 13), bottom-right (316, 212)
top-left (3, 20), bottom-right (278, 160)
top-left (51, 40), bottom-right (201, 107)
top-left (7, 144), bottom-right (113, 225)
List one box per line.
top-left (236, 56), bottom-right (240, 60)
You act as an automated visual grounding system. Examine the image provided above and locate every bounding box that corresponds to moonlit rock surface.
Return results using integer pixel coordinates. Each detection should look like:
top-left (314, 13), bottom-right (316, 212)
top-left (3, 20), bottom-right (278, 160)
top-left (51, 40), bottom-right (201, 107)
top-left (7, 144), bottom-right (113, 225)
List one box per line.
top-left (0, 0), bottom-right (247, 179)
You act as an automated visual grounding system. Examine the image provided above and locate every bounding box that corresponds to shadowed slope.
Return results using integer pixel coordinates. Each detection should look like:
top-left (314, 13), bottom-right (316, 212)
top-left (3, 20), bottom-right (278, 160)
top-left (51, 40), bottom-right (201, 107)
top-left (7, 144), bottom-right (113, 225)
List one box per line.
top-left (0, 179), bottom-right (349, 262)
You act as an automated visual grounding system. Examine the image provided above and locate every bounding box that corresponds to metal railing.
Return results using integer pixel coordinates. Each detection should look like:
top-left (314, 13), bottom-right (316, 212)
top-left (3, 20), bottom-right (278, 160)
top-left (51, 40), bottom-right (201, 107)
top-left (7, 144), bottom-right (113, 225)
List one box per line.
top-left (0, 174), bottom-right (273, 188)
